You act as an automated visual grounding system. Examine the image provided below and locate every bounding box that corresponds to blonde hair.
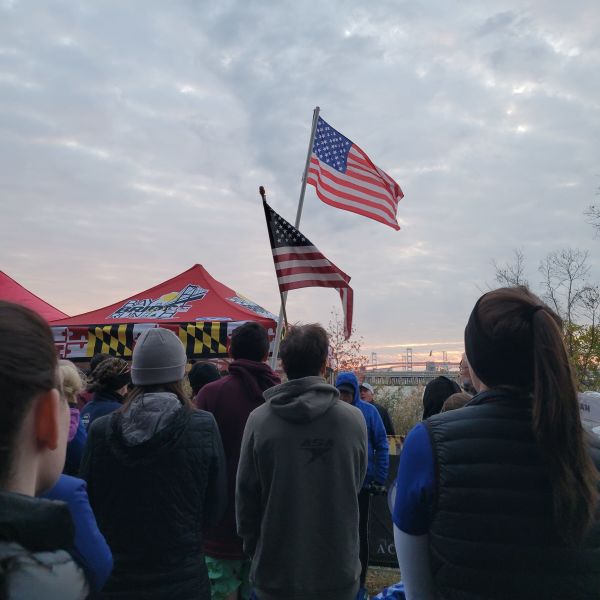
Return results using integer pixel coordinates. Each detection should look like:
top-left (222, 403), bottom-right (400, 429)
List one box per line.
top-left (58, 359), bottom-right (85, 405)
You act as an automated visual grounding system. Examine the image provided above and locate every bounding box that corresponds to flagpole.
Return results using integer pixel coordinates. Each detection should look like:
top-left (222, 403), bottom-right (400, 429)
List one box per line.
top-left (293, 105), bottom-right (320, 227)
top-left (268, 106), bottom-right (321, 369)
top-left (260, 186), bottom-right (289, 335)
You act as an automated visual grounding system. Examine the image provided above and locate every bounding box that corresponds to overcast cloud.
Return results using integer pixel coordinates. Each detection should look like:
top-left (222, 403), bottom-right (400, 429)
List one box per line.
top-left (1, 0), bottom-right (599, 364)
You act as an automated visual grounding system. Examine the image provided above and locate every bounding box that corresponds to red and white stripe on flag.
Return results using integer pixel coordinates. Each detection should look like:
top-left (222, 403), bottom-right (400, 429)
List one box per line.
top-left (263, 199), bottom-right (355, 339)
top-left (272, 245), bottom-right (353, 339)
top-left (337, 287), bottom-right (353, 342)
top-left (307, 116), bottom-right (403, 231)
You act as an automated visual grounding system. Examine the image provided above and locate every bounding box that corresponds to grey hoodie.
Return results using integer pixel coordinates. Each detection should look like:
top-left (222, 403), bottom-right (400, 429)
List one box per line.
top-left (236, 376), bottom-right (367, 600)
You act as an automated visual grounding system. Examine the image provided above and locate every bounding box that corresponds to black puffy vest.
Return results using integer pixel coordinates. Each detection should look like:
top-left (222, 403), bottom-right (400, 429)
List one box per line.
top-left (425, 391), bottom-right (600, 600)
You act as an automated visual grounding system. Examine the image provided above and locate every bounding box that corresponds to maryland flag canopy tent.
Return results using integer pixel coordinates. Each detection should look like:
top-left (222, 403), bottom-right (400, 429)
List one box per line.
top-left (50, 265), bottom-right (278, 361)
top-left (0, 271), bottom-right (68, 322)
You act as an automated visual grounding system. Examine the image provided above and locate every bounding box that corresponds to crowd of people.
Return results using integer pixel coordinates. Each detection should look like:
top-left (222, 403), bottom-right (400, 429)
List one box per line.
top-left (0, 284), bottom-right (599, 599)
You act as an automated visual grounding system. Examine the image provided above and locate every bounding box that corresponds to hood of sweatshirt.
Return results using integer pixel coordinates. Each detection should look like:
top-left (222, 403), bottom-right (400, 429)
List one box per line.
top-left (228, 359), bottom-right (281, 404)
top-left (119, 392), bottom-right (181, 445)
top-left (264, 376), bottom-right (339, 423)
top-left (107, 392), bottom-right (191, 466)
top-left (334, 371), bottom-right (361, 406)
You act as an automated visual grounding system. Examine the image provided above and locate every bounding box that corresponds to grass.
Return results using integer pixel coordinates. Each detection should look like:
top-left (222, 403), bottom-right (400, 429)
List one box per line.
top-left (366, 566), bottom-right (401, 597)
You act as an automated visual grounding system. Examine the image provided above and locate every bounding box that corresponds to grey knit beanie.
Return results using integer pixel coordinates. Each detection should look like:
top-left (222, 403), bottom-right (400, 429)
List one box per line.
top-left (131, 328), bottom-right (187, 386)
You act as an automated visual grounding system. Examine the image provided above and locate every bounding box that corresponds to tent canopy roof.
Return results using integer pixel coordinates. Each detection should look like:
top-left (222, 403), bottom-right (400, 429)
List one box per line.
top-left (0, 271), bottom-right (68, 322)
top-left (50, 264), bottom-right (277, 327)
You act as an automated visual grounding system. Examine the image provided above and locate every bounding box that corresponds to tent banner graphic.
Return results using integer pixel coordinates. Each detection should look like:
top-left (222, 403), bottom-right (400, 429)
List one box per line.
top-left (179, 322), bottom-right (229, 356)
top-left (52, 320), bottom-right (271, 361)
top-left (108, 284), bottom-right (208, 320)
top-left (227, 295), bottom-right (278, 320)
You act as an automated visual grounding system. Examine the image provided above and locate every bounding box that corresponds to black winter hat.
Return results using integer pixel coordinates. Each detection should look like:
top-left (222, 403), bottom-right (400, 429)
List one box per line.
top-left (422, 375), bottom-right (461, 420)
top-left (188, 362), bottom-right (220, 395)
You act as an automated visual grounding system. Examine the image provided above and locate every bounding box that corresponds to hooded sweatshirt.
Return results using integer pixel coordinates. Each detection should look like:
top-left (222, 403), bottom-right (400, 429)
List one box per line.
top-left (236, 376), bottom-right (367, 600)
top-left (80, 392), bottom-right (227, 600)
top-left (335, 372), bottom-right (389, 487)
top-left (196, 359), bottom-right (280, 559)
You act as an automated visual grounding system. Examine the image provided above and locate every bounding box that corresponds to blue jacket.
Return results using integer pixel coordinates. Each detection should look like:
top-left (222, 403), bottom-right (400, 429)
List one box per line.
top-left (42, 475), bottom-right (113, 592)
top-left (335, 372), bottom-right (389, 487)
top-left (80, 390), bottom-right (123, 431)
top-left (64, 418), bottom-right (87, 476)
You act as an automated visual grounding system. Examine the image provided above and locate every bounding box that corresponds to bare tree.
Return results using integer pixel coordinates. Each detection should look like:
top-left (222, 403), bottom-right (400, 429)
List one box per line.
top-left (492, 249), bottom-right (529, 287)
top-left (574, 285), bottom-right (600, 388)
top-left (585, 204), bottom-right (600, 237)
top-left (326, 310), bottom-right (368, 376)
top-left (538, 249), bottom-right (590, 323)
top-left (490, 248), bottom-right (599, 388)
top-left (538, 248), bottom-right (590, 355)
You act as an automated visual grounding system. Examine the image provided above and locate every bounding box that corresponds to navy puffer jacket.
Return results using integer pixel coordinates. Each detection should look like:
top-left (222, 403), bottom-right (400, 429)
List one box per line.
top-left (80, 392), bottom-right (227, 600)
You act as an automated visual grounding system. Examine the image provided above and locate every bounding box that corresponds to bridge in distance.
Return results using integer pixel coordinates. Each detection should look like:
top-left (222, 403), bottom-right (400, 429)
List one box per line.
top-left (362, 360), bottom-right (460, 387)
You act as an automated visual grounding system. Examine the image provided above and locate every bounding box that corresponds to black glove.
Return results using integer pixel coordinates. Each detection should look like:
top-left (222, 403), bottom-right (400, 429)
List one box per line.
top-left (366, 483), bottom-right (387, 496)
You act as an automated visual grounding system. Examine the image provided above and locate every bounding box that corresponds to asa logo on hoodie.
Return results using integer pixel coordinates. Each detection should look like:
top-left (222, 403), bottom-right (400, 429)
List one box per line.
top-left (300, 438), bottom-right (334, 465)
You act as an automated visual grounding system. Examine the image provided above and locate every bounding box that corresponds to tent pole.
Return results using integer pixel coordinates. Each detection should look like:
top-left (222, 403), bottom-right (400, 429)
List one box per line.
top-left (268, 106), bottom-right (320, 370)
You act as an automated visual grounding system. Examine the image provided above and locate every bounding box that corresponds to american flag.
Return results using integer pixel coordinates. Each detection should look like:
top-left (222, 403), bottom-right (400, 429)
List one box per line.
top-left (307, 116), bottom-right (403, 230)
top-left (263, 199), bottom-right (354, 339)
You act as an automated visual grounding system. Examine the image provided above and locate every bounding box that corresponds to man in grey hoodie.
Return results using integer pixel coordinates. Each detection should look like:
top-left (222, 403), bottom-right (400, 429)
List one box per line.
top-left (236, 324), bottom-right (368, 600)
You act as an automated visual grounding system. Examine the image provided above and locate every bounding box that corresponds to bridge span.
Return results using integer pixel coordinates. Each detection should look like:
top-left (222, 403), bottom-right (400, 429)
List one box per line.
top-left (362, 369), bottom-right (460, 387)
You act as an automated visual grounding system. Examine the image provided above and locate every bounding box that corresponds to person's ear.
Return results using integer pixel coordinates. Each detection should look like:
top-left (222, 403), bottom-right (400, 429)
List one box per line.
top-left (319, 360), bottom-right (327, 377)
top-left (34, 389), bottom-right (62, 450)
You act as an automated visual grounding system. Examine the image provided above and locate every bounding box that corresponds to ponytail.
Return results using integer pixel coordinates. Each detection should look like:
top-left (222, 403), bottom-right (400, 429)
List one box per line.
top-left (531, 309), bottom-right (599, 544)
top-left (468, 287), bottom-right (599, 544)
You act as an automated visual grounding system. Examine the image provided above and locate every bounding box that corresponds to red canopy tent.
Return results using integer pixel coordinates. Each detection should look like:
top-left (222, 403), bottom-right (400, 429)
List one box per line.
top-left (50, 265), bottom-right (278, 361)
top-left (0, 271), bottom-right (68, 322)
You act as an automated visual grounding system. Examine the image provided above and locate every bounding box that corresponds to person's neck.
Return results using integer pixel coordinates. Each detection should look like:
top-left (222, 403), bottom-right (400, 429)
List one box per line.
top-left (4, 467), bottom-right (37, 497)
top-left (5, 436), bottom-right (45, 496)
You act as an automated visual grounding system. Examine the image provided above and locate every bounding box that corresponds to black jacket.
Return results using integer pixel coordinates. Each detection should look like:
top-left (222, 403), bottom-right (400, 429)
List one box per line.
top-left (373, 403), bottom-right (395, 436)
top-left (80, 393), bottom-right (227, 600)
top-left (0, 490), bottom-right (88, 599)
top-left (426, 390), bottom-right (600, 600)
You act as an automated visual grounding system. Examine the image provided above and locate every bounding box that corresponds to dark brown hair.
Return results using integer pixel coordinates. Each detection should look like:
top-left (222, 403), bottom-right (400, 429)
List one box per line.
top-left (280, 324), bottom-right (329, 380)
top-left (88, 357), bottom-right (130, 393)
top-left (123, 381), bottom-right (193, 409)
top-left (0, 301), bottom-right (59, 486)
top-left (474, 286), bottom-right (599, 544)
top-left (230, 322), bottom-right (269, 362)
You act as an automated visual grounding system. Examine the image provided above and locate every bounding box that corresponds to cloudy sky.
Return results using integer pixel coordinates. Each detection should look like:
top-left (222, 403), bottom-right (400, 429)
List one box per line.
top-left (1, 0), bottom-right (599, 365)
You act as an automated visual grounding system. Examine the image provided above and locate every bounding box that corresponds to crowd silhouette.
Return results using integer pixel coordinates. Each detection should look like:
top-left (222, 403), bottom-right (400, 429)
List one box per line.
top-left (0, 286), bottom-right (599, 600)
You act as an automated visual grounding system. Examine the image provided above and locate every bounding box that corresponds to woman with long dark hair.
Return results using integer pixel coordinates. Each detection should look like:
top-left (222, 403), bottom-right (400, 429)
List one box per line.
top-left (0, 301), bottom-right (88, 599)
top-left (80, 328), bottom-right (227, 600)
top-left (393, 286), bottom-right (600, 600)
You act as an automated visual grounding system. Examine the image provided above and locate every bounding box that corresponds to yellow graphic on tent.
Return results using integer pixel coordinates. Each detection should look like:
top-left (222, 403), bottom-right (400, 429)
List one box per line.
top-left (88, 324), bottom-right (135, 358)
top-left (159, 292), bottom-right (179, 303)
top-left (178, 322), bottom-right (228, 357)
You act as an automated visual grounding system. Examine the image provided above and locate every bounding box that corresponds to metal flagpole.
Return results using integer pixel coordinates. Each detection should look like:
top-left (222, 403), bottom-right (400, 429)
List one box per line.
top-left (260, 186), bottom-right (289, 332)
top-left (269, 106), bottom-right (321, 369)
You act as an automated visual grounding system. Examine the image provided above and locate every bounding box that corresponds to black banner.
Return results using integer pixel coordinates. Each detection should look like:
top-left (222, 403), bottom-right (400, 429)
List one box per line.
top-left (368, 453), bottom-right (400, 567)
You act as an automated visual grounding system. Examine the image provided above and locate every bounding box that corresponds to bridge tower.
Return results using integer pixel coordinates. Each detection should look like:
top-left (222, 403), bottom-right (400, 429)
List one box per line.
top-left (406, 347), bottom-right (413, 371)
